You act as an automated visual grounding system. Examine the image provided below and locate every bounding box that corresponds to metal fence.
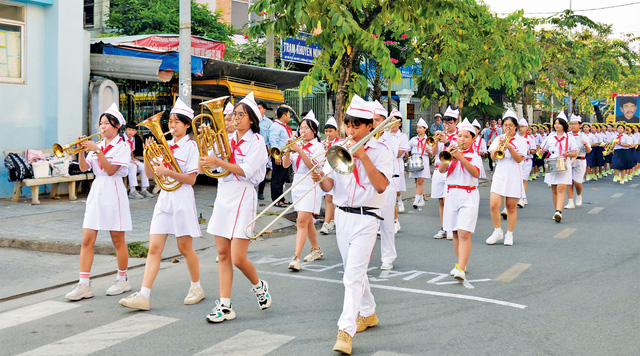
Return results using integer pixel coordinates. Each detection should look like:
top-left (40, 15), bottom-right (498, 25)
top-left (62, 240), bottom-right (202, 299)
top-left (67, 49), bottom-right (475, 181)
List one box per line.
top-left (283, 87), bottom-right (328, 130)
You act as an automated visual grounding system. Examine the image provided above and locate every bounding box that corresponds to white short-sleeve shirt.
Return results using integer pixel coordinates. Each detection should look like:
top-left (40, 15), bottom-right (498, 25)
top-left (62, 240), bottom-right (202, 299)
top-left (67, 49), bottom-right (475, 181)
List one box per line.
top-left (221, 129), bottom-right (268, 186)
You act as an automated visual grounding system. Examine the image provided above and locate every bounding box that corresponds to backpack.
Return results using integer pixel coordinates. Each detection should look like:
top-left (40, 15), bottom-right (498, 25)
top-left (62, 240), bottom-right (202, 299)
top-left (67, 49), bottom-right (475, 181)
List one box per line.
top-left (4, 153), bottom-right (34, 182)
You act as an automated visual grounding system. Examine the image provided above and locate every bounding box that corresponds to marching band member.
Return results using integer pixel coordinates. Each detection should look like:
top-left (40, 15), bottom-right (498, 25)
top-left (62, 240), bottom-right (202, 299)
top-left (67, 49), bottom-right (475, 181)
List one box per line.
top-left (390, 110), bottom-right (409, 215)
top-left (123, 122), bottom-right (153, 199)
top-left (633, 125), bottom-right (640, 176)
top-left (320, 116), bottom-right (340, 235)
top-left (202, 92), bottom-right (272, 323)
top-left (605, 124), bottom-right (616, 175)
top-left (439, 119), bottom-right (481, 281)
top-left (584, 123), bottom-right (595, 181)
top-left (372, 101), bottom-right (398, 270)
top-left (65, 103), bottom-right (132, 301)
top-left (431, 106), bottom-right (459, 239)
top-left (311, 95), bottom-right (393, 355)
top-left (119, 98), bottom-right (204, 311)
top-left (516, 118), bottom-right (535, 208)
top-left (590, 124), bottom-right (604, 180)
top-left (530, 124), bottom-right (543, 179)
top-left (471, 119), bottom-right (487, 179)
top-left (565, 115), bottom-right (591, 209)
top-left (485, 110), bottom-right (526, 246)
top-left (284, 110), bottom-right (325, 271)
top-left (612, 123), bottom-right (633, 183)
top-left (407, 118), bottom-right (432, 209)
top-left (537, 113), bottom-right (578, 222)
top-left (483, 117), bottom-right (502, 172)
top-left (268, 106), bottom-right (294, 207)
top-left (223, 102), bottom-right (235, 134)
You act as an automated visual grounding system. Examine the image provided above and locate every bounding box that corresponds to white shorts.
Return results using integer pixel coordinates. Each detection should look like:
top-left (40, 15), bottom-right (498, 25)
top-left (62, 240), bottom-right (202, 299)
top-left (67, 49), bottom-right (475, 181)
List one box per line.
top-left (430, 168), bottom-right (446, 199)
top-left (571, 158), bottom-right (587, 183)
top-left (521, 158), bottom-right (533, 179)
top-left (443, 187), bottom-right (480, 233)
top-left (208, 181), bottom-right (256, 239)
top-left (149, 185), bottom-right (201, 237)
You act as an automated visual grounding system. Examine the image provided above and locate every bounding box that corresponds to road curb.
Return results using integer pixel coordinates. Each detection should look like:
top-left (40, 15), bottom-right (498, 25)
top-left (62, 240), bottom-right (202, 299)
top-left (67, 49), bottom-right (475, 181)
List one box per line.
top-left (0, 238), bottom-right (115, 255)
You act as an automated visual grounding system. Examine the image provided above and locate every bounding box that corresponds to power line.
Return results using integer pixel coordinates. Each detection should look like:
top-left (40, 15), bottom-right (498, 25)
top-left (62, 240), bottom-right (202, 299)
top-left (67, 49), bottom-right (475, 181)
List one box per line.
top-left (496, 1), bottom-right (640, 15)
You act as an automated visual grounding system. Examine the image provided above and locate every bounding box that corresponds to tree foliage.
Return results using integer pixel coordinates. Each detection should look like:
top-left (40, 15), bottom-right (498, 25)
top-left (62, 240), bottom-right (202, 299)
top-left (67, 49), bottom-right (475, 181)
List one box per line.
top-left (106, 0), bottom-right (234, 42)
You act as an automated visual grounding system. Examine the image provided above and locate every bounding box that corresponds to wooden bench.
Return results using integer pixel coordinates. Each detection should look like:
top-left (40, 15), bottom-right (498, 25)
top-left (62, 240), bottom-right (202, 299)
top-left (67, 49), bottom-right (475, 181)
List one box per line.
top-left (4, 149), bottom-right (95, 205)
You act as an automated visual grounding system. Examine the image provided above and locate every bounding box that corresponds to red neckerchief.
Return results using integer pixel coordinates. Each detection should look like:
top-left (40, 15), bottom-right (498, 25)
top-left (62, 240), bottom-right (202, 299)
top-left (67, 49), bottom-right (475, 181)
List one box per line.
top-left (554, 133), bottom-right (568, 155)
top-left (417, 136), bottom-right (427, 156)
top-left (489, 128), bottom-right (497, 140)
top-left (324, 137), bottom-right (338, 149)
top-left (447, 146), bottom-right (474, 177)
top-left (296, 142), bottom-right (313, 170)
top-left (446, 128), bottom-right (458, 143)
top-left (276, 120), bottom-right (292, 138)
top-left (96, 137), bottom-right (121, 170)
top-left (127, 137), bottom-right (134, 151)
top-left (169, 144), bottom-right (179, 154)
top-left (229, 138), bottom-right (244, 164)
top-left (474, 137), bottom-right (482, 152)
top-left (352, 147), bottom-right (370, 190)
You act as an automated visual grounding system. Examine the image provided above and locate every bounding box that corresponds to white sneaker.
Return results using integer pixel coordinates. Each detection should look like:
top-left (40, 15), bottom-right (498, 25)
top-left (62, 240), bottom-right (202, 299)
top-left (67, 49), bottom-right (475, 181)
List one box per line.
top-left (319, 222), bottom-right (330, 235)
top-left (453, 268), bottom-right (466, 281)
top-left (128, 190), bottom-right (144, 199)
top-left (140, 189), bottom-right (154, 198)
top-left (517, 199), bottom-right (525, 208)
top-left (288, 256), bottom-right (301, 271)
top-left (65, 282), bottom-right (94, 301)
top-left (564, 200), bottom-right (575, 209)
top-left (412, 197), bottom-right (419, 209)
top-left (184, 285), bottom-right (205, 305)
top-left (523, 198), bottom-right (528, 206)
top-left (575, 195), bottom-right (582, 206)
top-left (504, 233), bottom-right (514, 246)
top-left (450, 263), bottom-right (465, 276)
top-left (206, 300), bottom-right (236, 323)
top-left (380, 262), bottom-right (393, 270)
top-left (416, 196), bottom-right (425, 207)
top-left (327, 220), bottom-right (335, 232)
top-left (105, 279), bottom-right (131, 296)
top-left (251, 280), bottom-right (271, 310)
top-left (486, 229), bottom-right (504, 245)
top-left (119, 292), bottom-right (150, 310)
top-left (394, 220), bottom-right (401, 234)
top-left (433, 229), bottom-right (447, 239)
top-left (500, 208), bottom-right (508, 220)
top-left (303, 248), bottom-right (323, 262)
top-left (446, 231), bottom-right (453, 240)
top-left (397, 199), bottom-right (405, 213)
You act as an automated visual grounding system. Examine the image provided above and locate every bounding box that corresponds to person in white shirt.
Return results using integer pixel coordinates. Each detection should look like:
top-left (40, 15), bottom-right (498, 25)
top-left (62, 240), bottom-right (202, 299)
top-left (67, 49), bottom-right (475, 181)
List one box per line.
top-left (516, 118), bottom-right (536, 208)
top-left (311, 95), bottom-right (393, 355)
top-left (438, 119), bottom-right (481, 281)
top-left (123, 122), bottom-right (153, 199)
top-left (471, 119), bottom-right (487, 179)
top-left (65, 103), bottom-right (132, 301)
top-left (431, 106), bottom-right (459, 240)
top-left (201, 92), bottom-right (273, 323)
top-left (256, 102), bottom-right (273, 200)
top-left (565, 115), bottom-right (591, 209)
top-left (407, 118), bottom-right (433, 209)
top-left (319, 116), bottom-right (340, 235)
top-left (389, 111), bottom-right (409, 214)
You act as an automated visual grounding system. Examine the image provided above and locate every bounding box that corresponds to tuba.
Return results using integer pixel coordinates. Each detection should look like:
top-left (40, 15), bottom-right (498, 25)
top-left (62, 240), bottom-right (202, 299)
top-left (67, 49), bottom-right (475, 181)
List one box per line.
top-left (192, 96), bottom-right (232, 178)
top-left (138, 112), bottom-right (183, 191)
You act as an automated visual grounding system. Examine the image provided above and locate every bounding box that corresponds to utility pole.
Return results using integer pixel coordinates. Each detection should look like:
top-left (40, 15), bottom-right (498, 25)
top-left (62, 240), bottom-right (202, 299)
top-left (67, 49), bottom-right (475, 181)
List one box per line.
top-left (266, 15), bottom-right (275, 68)
top-left (179, 0), bottom-right (191, 105)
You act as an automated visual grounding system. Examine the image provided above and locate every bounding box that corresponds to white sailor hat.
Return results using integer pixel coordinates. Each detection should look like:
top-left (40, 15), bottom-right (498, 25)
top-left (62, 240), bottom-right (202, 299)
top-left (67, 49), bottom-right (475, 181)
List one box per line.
top-left (104, 102), bottom-right (126, 127)
top-left (472, 119), bottom-right (481, 129)
top-left (555, 111), bottom-right (568, 122)
top-left (170, 98), bottom-right (195, 120)
top-left (503, 108), bottom-right (518, 120)
top-left (570, 114), bottom-right (582, 123)
top-left (239, 92), bottom-right (261, 119)
top-left (346, 95), bottom-right (374, 120)
top-left (417, 118), bottom-right (428, 128)
top-left (303, 109), bottom-right (319, 127)
top-left (389, 109), bottom-right (402, 119)
top-left (371, 100), bottom-right (388, 118)
top-left (223, 102), bottom-right (234, 116)
top-left (518, 118), bottom-right (529, 126)
top-left (325, 116), bottom-right (338, 129)
top-left (457, 118), bottom-right (475, 134)
top-left (443, 106), bottom-right (459, 120)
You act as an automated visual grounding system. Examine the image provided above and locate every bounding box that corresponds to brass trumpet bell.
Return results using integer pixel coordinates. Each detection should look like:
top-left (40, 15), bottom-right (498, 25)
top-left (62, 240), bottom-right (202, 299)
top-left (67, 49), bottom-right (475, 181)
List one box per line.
top-left (494, 137), bottom-right (511, 160)
top-left (271, 136), bottom-right (303, 160)
top-left (52, 132), bottom-right (104, 158)
top-left (138, 112), bottom-right (183, 191)
top-left (439, 146), bottom-right (460, 164)
top-left (426, 133), bottom-right (441, 146)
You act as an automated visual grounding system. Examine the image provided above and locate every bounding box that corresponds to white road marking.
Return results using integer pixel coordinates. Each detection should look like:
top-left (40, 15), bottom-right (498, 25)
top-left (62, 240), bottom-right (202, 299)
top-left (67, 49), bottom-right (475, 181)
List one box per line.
top-left (194, 329), bottom-right (295, 356)
top-left (494, 263), bottom-right (532, 283)
top-left (18, 314), bottom-right (177, 356)
top-left (588, 207), bottom-right (604, 214)
top-left (554, 228), bottom-right (577, 239)
top-left (0, 301), bottom-right (80, 331)
top-left (436, 278), bottom-right (492, 286)
top-left (630, 184), bottom-right (638, 188)
top-left (258, 271), bottom-right (527, 309)
top-left (611, 193), bottom-right (623, 198)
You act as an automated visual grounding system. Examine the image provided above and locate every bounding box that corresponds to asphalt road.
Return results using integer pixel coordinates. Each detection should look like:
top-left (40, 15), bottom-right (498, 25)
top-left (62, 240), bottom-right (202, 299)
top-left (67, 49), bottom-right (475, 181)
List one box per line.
top-left (1, 175), bottom-right (639, 355)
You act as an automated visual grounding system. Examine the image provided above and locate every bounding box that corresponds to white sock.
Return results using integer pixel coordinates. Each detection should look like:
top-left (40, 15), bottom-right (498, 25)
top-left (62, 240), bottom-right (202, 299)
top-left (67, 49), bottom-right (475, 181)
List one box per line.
top-left (253, 281), bottom-right (262, 289)
top-left (505, 231), bottom-right (513, 237)
top-left (79, 272), bottom-right (90, 286)
top-left (415, 195), bottom-right (420, 201)
top-left (79, 277), bottom-right (90, 286)
top-left (191, 280), bottom-right (201, 288)
top-left (495, 228), bottom-right (503, 233)
top-left (577, 194), bottom-right (582, 199)
top-left (567, 199), bottom-right (573, 204)
top-left (220, 297), bottom-right (231, 306)
top-left (140, 287), bottom-right (151, 299)
top-left (117, 269), bottom-right (127, 281)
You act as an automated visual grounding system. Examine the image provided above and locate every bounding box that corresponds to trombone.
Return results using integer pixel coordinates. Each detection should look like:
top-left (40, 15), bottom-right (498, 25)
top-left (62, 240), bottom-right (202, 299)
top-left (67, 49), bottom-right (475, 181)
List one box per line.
top-left (245, 115), bottom-right (398, 239)
top-left (271, 136), bottom-right (303, 160)
top-left (52, 132), bottom-right (104, 158)
top-left (494, 136), bottom-right (512, 160)
top-left (374, 119), bottom-right (401, 139)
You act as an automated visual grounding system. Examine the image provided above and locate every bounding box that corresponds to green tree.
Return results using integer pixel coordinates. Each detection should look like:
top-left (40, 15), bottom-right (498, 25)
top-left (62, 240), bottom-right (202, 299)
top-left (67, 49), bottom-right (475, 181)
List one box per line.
top-left (106, 0), bottom-right (234, 42)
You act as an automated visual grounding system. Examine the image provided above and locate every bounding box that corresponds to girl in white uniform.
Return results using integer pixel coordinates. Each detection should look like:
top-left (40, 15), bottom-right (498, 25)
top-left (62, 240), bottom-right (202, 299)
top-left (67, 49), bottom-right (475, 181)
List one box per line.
top-left (471, 119), bottom-right (487, 179)
top-left (202, 92), bottom-right (272, 323)
top-left (407, 118), bottom-right (432, 208)
top-left (431, 107), bottom-right (459, 239)
top-left (537, 114), bottom-right (578, 222)
top-left (284, 114), bottom-right (325, 271)
top-left (319, 117), bottom-right (340, 235)
top-left (65, 104), bottom-right (132, 301)
top-left (611, 123), bottom-right (633, 183)
top-left (516, 118), bottom-right (535, 208)
top-left (485, 112), bottom-right (527, 246)
top-left (439, 119), bottom-right (481, 281)
top-left (312, 95), bottom-right (394, 355)
top-left (389, 111), bottom-right (409, 213)
top-left (565, 115), bottom-right (591, 209)
top-left (119, 99), bottom-right (205, 311)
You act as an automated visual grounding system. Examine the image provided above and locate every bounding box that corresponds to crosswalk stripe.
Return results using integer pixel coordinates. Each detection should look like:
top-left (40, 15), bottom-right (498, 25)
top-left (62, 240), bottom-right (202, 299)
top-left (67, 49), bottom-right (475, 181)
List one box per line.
top-left (0, 301), bottom-right (80, 331)
top-left (194, 329), bottom-right (295, 356)
top-left (554, 228), bottom-right (577, 239)
top-left (630, 184), bottom-right (639, 188)
top-left (18, 314), bottom-right (177, 356)
top-left (494, 263), bottom-right (531, 283)
top-left (611, 193), bottom-right (623, 198)
top-left (588, 207), bottom-right (604, 214)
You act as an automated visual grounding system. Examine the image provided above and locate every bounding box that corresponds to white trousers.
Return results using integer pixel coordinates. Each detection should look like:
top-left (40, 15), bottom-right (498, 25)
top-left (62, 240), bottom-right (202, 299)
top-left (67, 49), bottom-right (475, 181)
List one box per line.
top-left (128, 160), bottom-right (149, 188)
top-left (380, 184), bottom-right (397, 264)
top-left (335, 209), bottom-right (379, 337)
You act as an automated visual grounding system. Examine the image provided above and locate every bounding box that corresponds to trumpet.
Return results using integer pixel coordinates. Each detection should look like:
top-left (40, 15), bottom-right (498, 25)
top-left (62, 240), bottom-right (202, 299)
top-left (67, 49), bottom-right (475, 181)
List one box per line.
top-left (426, 133), bottom-right (441, 146)
top-left (439, 145), bottom-right (460, 164)
top-left (494, 136), bottom-right (511, 160)
top-left (138, 112), bottom-right (183, 191)
top-left (52, 132), bottom-right (104, 158)
top-left (271, 136), bottom-right (303, 160)
top-left (193, 96), bottom-right (233, 178)
top-left (245, 115), bottom-right (397, 239)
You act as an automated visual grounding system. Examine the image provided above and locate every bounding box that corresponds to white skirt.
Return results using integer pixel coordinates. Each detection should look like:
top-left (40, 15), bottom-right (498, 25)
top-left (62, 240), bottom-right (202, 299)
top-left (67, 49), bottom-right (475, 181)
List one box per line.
top-left (443, 187), bottom-right (480, 233)
top-left (490, 160), bottom-right (525, 198)
top-left (521, 158), bottom-right (533, 179)
top-left (149, 185), bottom-right (201, 238)
top-left (291, 173), bottom-right (322, 214)
top-left (207, 181), bottom-right (257, 239)
top-left (430, 168), bottom-right (446, 199)
top-left (544, 157), bottom-right (573, 185)
top-left (571, 159), bottom-right (587, 183)
top-left (83, 176), bottom-right (132, 231)
top-left (393, 158), bottom-right (407, 192)
top-left (408, 156), bottom-right (431, 179)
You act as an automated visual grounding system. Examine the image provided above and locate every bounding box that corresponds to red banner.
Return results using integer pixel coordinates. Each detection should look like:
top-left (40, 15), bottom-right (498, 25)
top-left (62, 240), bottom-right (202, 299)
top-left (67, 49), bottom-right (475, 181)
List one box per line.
top-left (132, 35), bottom-right (225, 60)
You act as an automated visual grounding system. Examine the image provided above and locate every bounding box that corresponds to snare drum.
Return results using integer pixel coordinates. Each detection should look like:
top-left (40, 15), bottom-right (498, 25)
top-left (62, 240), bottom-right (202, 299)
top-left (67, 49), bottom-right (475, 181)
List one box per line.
top-left (405, 156), bottom-right (425, 172)
top-left (544, 157), bottom-right (567, 173)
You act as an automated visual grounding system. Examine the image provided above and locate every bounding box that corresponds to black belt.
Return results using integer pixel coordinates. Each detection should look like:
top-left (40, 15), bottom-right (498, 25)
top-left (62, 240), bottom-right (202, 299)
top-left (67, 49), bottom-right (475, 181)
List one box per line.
top-left (392, 174), bottom-right (400, 178)
top-left (577, 156), bottom-right (586, 160)
top-left (337, 206), bottom-right (383, 221)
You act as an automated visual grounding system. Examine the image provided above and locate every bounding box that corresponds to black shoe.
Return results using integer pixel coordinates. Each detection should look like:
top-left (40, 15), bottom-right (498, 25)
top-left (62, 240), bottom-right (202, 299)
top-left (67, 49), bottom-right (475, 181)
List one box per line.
top-left (258, 193), bottom-right (264, 200)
